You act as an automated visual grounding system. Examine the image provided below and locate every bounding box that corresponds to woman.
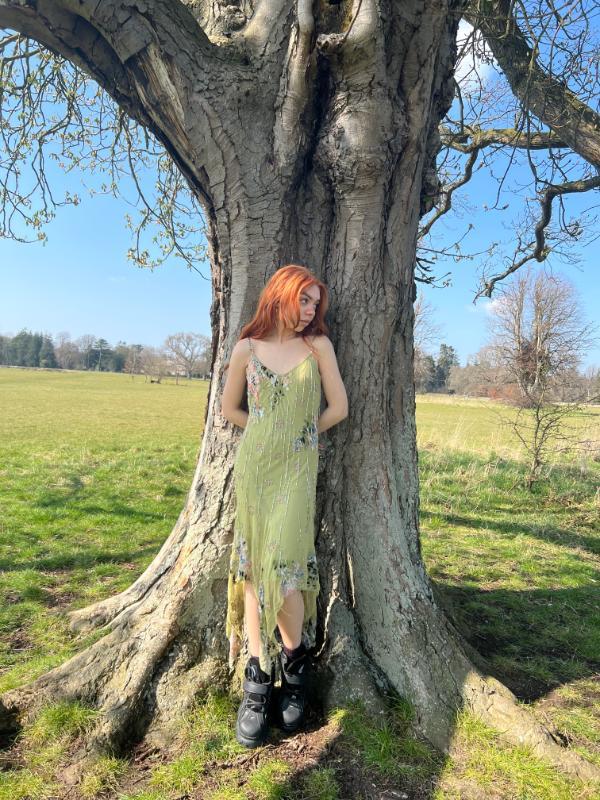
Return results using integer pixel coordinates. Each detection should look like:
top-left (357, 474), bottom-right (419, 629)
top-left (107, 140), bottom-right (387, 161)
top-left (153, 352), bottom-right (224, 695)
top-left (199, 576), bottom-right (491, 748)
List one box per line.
top-left (220, 264), bottom-right (348, 748)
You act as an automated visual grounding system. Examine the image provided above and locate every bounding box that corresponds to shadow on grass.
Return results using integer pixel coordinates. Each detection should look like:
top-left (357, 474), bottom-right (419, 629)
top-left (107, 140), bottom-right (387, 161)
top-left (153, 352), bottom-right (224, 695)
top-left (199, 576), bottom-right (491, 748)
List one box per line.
top-left (35, 494), bottom-right (167, 521)
top-left (419, 450), bottom-right (599, 702)
top-left (421, 508), bottom-right (599, 556)
top-left (429, 581), bottom-right (599, 703)
top-left (0, 546), bottom-right (159, 573)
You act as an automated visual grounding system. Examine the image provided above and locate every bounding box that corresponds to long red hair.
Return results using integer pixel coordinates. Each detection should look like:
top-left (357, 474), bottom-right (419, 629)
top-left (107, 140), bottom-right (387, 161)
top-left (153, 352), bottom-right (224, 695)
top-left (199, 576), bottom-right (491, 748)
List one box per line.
top-left (242, 263), bottom-right (328, 345)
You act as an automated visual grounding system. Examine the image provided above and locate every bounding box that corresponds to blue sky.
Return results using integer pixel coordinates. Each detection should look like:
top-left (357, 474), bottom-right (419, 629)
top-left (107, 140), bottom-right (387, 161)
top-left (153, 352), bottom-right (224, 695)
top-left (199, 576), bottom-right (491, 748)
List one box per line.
top-left (418, 162), bottom-right (600, 370)
top-left (0, 191), bottom-right (212, 347)
top-left (1, 167), bottom-right (598, 368)
top-left (1, 25), bottom-right (598, 370)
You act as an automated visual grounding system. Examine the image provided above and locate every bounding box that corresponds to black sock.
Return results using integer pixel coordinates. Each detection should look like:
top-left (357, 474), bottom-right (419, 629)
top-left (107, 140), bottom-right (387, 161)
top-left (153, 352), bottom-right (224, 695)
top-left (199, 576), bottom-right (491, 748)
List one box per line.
top-left (282, 642), bottom-right (306, 660)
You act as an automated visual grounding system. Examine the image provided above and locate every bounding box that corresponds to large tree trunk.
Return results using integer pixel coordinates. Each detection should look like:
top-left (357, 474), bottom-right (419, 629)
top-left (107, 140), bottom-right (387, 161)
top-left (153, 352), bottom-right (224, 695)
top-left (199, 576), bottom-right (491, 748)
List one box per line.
top-left (0, 0), bottom-right (597, 783)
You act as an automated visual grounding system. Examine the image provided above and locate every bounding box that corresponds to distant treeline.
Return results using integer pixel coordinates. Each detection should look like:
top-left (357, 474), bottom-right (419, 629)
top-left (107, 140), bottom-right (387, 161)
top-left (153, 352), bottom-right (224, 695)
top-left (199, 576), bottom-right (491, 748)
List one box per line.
top-left (0, 330), bottom-right (211, 380)
top-left (0, 330), bottom-right (138, 372)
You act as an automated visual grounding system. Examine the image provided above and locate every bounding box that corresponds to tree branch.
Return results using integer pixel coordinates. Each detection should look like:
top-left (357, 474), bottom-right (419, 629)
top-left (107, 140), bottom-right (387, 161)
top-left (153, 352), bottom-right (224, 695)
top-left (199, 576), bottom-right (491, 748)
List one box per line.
top-left (420, 148), bottom-right (480, 237)
top-left (273, 0), bottom-right (316, 172)
top-left (441, 125), bottom-right (568, 153)
top-left (0, 3), bottom-right (136, 116)
top-left (240, 0), bottom-right (294, 58)
top-left (466, 0), bottom-right (600, 168)
top-left (0, 0), bottom-right (241, 208)
top-left (476, 175), bottom-right (600, 298)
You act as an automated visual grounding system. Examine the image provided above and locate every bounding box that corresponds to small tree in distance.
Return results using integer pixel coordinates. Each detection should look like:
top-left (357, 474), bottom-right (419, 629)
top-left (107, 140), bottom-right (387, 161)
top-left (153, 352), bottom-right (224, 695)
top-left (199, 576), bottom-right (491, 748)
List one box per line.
top-left (140, 347), bottom-right (170, 384)
top-left (164, 332), bottom-right (210, 380)
top-left (486, 269), bottom-right (598, 488)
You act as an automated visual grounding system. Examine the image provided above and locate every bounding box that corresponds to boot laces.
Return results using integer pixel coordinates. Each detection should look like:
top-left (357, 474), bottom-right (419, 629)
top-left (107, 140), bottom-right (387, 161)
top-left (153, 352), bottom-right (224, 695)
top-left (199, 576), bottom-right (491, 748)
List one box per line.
top-left (247, 692), bottom-right (268, 713)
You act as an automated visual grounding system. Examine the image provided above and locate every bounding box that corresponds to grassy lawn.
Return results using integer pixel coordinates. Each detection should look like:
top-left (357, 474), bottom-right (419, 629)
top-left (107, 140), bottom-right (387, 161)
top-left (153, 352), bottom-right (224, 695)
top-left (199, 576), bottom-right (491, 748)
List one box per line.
top-left (0, 368), bottom-right (598, 799)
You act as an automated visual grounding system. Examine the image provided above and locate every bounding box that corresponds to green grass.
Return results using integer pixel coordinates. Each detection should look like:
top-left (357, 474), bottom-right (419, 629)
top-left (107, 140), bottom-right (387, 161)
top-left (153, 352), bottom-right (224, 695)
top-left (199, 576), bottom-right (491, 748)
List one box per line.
top-left (418, 443), bottom-right (599, 699)
top-left (328, 699), bottom-right (441, 784)
top-left (0, 768), bottom-right (53, 800)
top-left (0, 699), bottom-right (100, 800)
top-left (79, 754), bottom-right (128, 798)
top-left (246, 759), bottom-right (293, 799)
top-left (1, 370), bottom-right (598, 799)
top-left (147, 690), bottom-right (246, 795)
top-left (433, 710), bottom-right (598, 800)
top-left (0, 368), bottom-right (206, 695)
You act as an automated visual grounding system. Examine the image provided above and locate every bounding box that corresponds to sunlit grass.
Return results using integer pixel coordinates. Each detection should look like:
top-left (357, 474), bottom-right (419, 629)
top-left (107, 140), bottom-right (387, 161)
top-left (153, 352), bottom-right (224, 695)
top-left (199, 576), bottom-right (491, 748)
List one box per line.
top-left (148, 691), bottom-right (245, 795)
top-left (1, 372), bottom-right (598, 798)
top-left (79, 754), bottom-right (129, 798)
top-left (435, 710), bottom-right (599, 800)
top-left (246, 759), bottom-right (293, 799)
top-left (0, 368), bottom-right (206, 695)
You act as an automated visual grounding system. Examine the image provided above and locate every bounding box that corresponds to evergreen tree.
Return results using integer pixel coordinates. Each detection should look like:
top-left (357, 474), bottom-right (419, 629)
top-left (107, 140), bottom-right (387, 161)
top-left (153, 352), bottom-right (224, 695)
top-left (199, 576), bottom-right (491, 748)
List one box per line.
top-left (39, 337), bottom-right (57, 368)
top-left (435, 344), bottom-right (459, 390)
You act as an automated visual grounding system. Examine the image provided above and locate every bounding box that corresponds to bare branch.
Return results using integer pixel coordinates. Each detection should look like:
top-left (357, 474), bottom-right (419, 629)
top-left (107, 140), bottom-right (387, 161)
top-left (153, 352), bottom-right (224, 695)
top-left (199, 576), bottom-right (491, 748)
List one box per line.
top-left (419, 148), bottom-right (480, 237)
top-left (466, 0), bottom-right (600, 168)
top-left (477, 175), bottom-right (600, 298)
top-left (441, 125), bottom-right (568, 152)
top-left (0, 37), bottom-right (208, 272)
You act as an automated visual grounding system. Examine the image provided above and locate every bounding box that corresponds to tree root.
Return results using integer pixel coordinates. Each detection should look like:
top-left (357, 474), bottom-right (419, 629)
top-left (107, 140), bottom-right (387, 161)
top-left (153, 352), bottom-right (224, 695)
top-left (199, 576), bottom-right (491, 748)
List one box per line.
top-left (3, 540), bottom-right (598, 789)
top-left (67, 516), bottom-right (190, 634)
top-left (463, 670), bottom-right (600, 782)
top-left (321, 593), bottom-right (599, 782)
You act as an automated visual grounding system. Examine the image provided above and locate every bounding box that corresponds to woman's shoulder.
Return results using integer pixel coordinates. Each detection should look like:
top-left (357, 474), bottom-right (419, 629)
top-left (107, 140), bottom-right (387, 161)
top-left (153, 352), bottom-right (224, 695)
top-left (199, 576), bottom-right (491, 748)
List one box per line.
top-left (308, 334), bottom-right (333, 354)
top-left (231, 337), bottom-right (252, 365)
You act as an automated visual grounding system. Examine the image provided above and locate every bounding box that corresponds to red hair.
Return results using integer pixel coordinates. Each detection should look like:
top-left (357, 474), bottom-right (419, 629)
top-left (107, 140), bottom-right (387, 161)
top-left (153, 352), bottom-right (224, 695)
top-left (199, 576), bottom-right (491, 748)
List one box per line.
top-left (239, 264), bottom-right (329, 347)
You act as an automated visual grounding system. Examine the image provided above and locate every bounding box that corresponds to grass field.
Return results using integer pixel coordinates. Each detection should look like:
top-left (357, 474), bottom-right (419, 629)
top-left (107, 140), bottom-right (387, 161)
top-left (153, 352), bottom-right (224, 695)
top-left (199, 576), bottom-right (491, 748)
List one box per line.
top-left (0, 367), bottom-right (598, 800)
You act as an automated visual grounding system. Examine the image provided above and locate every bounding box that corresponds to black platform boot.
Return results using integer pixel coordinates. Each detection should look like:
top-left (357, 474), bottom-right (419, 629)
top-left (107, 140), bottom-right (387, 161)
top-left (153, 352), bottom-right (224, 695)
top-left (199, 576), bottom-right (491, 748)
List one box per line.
top-left (235, 657), bottom-right (274, 748)
top-left (277, 645), bottom-right (310, 733)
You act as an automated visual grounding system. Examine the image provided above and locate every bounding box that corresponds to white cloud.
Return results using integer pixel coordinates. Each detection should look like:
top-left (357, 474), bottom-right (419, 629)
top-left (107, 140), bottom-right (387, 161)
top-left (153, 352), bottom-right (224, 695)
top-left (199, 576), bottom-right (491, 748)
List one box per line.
top-left (454, 20), bottom-right (495, 90)
top-left (465, 297), bottom-right (502, 315)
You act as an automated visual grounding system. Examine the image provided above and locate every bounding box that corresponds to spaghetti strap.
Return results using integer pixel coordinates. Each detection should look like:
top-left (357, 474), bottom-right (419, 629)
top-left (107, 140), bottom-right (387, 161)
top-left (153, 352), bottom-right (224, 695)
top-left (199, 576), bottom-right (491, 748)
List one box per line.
top-left (247, 337), bottom-right (254, 354)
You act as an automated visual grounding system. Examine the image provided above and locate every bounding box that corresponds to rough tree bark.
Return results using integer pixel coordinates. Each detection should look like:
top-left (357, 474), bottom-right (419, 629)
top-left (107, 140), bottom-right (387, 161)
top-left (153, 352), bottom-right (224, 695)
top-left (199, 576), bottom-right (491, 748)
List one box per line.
top-left (0, 0), bottom-right (597, 783)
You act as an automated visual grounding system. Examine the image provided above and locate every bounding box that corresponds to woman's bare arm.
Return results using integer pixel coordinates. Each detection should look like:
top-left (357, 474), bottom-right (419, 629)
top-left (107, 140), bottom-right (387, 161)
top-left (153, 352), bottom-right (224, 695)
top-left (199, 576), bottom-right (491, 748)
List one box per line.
top-left (220, 339), bottom-right (250, 429)
top-left (313, 335), bottom-right (348, 434)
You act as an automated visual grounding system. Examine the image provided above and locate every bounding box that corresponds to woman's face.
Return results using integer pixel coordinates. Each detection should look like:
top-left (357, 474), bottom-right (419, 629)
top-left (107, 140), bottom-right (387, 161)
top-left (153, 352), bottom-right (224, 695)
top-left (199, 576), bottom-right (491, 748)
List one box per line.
top-left (294, 285), bottom-right (321, 331)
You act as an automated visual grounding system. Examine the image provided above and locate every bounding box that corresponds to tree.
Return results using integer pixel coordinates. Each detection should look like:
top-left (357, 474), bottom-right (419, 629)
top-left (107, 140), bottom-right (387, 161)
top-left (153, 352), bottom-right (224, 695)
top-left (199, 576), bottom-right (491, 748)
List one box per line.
top-left (447, 345), bottom-right (507, 397)
top-left (0, 0), bottom-right (598, 783)
top-left (111, 341), bottom-right (130, 373)
top-left (413, 293), bottom-right (443, 356)
top-left (4, 329), bottom-right (45, 367)
top-left (140, 346), bottom-right (170, 383)
top-left (25, 332), bottom-right (43, 367)
top-left (413, 293), bottom-right (443, 393)
top-left (124, 344), bottom-right (145, 377)
top-left (54, 332), bottom-right (82, 370)
top-left (92, 338), bottom-right (112, 371)
top-left (0, 335), bottom-right (9, 364)
top-left (435, 343), bottom-right (459, 391)
top-left (76, 335), bottom-right (97, 371)
top-left (164, 332), bottom-right (210, 379)
top-left (38, 336), bottom-right (57, 369)
top-left (414, 353), bottom-right (438, 394)
top-left (486, 268), bottom-right (597, 487)
top-left (487, 269), bottom-right (596, 405)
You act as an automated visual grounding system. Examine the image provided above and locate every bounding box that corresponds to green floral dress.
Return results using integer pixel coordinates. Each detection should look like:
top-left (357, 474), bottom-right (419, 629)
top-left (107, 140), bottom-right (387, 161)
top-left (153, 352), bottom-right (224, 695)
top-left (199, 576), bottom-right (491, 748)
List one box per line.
top-left (226, 336), bottom-right (321, 674)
